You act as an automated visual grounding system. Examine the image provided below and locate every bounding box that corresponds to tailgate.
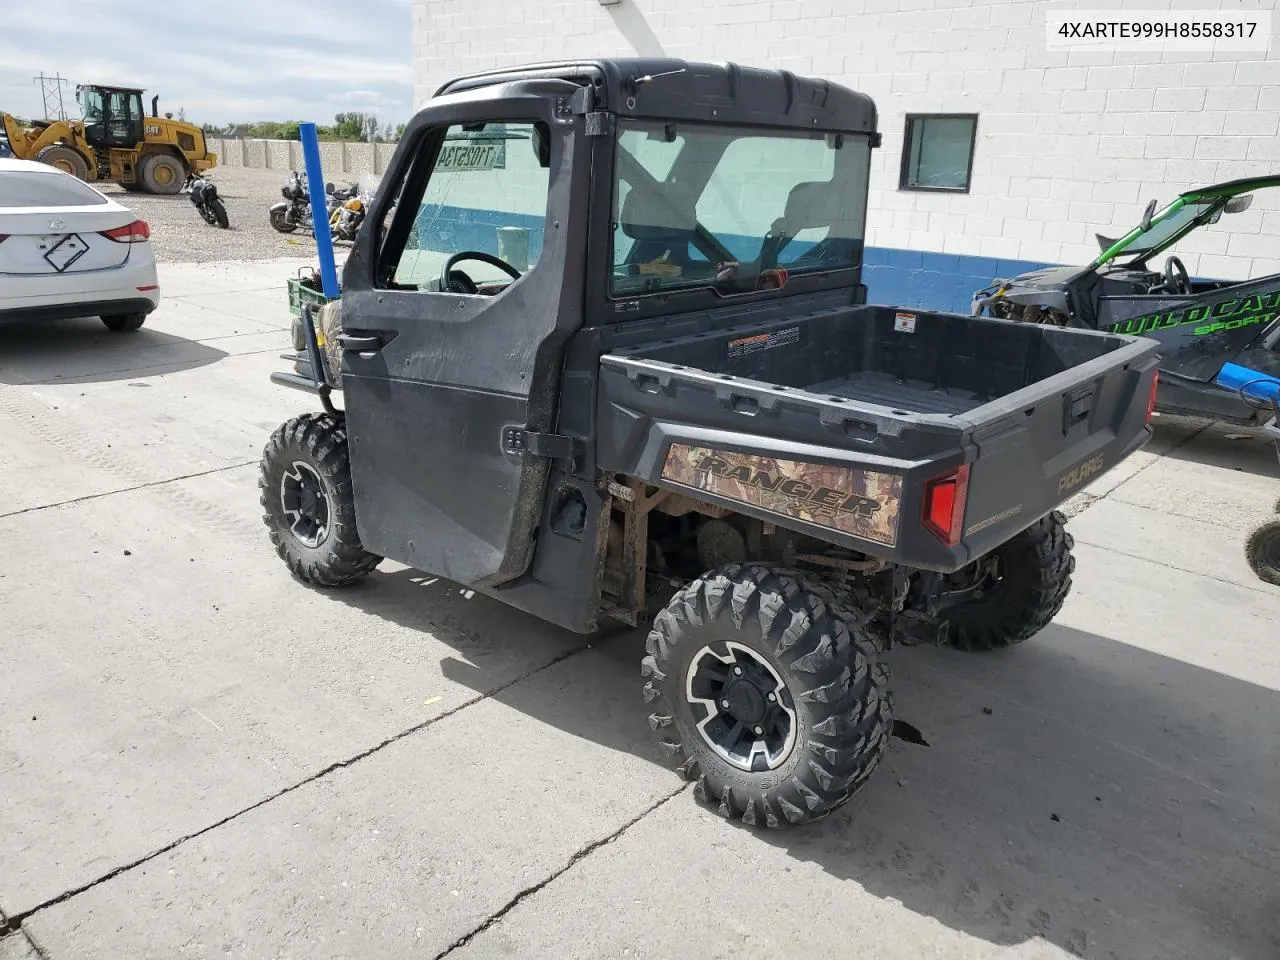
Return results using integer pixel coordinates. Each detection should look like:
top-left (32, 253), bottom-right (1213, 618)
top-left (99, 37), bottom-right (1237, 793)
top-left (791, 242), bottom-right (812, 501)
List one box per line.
top-left (956, 331), bottom-right (1161, 559)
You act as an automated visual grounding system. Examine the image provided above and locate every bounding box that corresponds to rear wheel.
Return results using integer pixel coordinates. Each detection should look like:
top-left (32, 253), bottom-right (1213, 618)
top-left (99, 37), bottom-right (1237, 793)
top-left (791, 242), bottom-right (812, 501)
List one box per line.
top-left (100, 312), bottom-right (147, 332)
top-left (208, 197), bottom-right (229, 228)
top-left (643, 563), bottom-right (892, 828)
top-left (139, 153), bottom-right (185, 195)
top-left (35, 144), bottom-right (90, 181)
top-left (259, 413), bottom-right (381, 587)
top-left (943, 511), bottom-right (1075, 651)
top-left (1245, 519), bottom-right (1280, 587)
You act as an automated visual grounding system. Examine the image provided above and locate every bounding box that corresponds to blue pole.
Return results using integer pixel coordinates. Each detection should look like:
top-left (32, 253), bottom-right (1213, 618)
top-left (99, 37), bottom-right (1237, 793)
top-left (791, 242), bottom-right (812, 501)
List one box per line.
top-left (299, 121), bottom-right (340, 299)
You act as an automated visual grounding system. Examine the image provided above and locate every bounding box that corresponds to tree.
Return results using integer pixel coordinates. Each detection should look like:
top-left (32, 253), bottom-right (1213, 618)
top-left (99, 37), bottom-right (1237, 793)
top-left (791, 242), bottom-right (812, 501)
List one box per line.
top-left (331, 112), bottom-right (380, 142)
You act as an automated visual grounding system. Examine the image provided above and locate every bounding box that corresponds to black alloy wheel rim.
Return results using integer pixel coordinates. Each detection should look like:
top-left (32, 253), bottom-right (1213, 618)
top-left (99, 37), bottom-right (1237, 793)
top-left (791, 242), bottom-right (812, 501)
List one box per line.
top-left (685, 640), bottom-right (797, 772)
top-left (280, 461), bottom-right (332, 548)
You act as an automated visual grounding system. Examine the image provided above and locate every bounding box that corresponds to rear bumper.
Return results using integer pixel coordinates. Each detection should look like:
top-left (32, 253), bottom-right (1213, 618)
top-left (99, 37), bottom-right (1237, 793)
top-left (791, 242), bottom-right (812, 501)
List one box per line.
top-left (0, 256), bottom-right (160, 320)
top-left (0, 297), bottom-right (157, 323)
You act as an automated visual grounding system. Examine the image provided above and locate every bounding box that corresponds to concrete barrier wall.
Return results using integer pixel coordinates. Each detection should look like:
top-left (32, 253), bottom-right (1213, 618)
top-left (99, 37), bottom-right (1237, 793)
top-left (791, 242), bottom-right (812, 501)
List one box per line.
top-left (210, 138), bottom-right (399, 177)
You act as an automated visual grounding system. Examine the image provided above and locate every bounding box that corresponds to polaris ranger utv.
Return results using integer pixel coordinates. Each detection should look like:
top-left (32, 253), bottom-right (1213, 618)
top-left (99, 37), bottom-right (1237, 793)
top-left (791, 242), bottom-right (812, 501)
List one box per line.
top-left (260, 59), bottom-right (1160, 829)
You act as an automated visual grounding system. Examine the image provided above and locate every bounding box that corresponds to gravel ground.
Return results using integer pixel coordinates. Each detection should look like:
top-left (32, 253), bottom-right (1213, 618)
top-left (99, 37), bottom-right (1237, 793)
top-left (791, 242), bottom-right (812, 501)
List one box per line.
top-left (98, 165), bottom-right (368, 264)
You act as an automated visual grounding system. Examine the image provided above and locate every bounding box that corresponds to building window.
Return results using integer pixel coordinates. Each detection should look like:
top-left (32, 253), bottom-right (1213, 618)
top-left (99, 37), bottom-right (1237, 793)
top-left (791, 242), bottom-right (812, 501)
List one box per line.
top-left (899, 114), bottom-right (977, 193)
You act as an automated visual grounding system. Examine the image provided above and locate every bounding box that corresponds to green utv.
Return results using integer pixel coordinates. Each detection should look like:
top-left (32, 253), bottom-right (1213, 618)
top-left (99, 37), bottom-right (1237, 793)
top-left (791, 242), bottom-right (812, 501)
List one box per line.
top-left (973, 177), bottom-right (1280, 425)
top-left (261, 60), bottom-right (1159, 829)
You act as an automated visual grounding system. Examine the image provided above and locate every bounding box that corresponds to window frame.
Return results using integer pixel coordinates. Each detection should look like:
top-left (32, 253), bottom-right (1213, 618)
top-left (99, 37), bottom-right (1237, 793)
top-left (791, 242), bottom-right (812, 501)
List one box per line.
top-left (374, 117), bottom-right (554, 293)
top-left (607, 119), bottom-right (872, 301)
top-left (898, 113), bottom-right (978, 195)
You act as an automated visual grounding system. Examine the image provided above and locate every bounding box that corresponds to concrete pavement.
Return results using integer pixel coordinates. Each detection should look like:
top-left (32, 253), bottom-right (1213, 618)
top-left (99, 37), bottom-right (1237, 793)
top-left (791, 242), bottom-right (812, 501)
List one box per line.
top-left (1, 259), bottom-right (1277, 959)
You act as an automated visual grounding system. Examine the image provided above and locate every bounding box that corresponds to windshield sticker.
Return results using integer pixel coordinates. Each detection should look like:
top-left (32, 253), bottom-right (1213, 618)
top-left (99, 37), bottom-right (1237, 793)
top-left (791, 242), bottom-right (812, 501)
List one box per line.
top-left (1108, 289), bottom-right (1280, 337)
top-left (661, 444), bottom-right (903, 546)
top-left (727, 326), bottom-right (800, 359)
top-left (438, 141), bottom-right (502, 172)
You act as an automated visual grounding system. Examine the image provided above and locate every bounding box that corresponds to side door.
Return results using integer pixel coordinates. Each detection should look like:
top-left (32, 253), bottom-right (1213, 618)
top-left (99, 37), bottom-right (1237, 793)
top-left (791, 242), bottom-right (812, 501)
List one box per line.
top-left (337, 82), bottom-right (586, 589)
top-left (1099, 272), bottom-right (1280, 381)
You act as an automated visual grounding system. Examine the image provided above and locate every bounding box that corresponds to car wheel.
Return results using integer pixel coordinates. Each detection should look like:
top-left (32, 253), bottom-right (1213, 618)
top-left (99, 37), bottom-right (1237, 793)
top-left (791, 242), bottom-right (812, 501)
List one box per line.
top-left (139, 154), bottom-right (185, 195)
top-left (644, 563), bottom-right (892, 828)
top-left (100, 312), bottom-right (147, 332)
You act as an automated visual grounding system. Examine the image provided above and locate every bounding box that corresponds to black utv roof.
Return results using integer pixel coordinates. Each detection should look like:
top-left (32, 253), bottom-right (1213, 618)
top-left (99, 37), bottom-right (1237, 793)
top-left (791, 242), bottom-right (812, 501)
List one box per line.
top-left (433, 58), bottom-right (878, 136)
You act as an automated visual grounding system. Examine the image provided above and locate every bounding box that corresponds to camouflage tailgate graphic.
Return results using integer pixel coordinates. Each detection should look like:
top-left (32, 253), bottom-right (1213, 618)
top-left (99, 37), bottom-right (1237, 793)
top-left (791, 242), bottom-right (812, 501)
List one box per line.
top-left (661, 444), bottom-right (904, 546)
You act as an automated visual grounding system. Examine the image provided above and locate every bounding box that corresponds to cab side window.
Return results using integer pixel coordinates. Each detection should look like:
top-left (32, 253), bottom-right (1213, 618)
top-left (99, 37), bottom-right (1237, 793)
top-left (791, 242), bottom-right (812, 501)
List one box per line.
top-left (385, 121), bottom-right (552, 297)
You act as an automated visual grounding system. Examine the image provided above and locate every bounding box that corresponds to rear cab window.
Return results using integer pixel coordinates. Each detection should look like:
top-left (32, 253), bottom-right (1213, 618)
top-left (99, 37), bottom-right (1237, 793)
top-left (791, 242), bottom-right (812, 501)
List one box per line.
top-left (0, 170), bottom-right (110, 208)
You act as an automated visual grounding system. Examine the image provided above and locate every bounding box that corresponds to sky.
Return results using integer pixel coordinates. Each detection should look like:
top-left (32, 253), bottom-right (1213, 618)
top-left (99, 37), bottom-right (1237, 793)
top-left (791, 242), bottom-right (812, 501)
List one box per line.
top-left (0, 0), bottom-right (413, 129)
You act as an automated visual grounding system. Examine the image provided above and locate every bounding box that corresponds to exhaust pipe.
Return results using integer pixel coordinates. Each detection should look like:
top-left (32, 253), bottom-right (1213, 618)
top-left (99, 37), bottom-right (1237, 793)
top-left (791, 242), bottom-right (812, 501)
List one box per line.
top-left (151, 95), bottom-right (159, 117)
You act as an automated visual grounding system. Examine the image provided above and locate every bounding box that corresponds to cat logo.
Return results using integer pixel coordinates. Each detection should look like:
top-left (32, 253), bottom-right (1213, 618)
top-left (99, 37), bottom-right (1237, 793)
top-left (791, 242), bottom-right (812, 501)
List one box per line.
top-left (145, 123), bottom-right (162, 137)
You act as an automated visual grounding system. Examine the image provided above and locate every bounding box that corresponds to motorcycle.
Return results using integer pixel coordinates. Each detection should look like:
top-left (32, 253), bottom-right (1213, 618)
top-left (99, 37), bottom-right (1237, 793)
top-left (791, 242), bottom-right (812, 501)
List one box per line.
top-left (184, 172), bottom-right (229, 229)
top-left (270, 170), bottom-right (371, 242)
top-left (327, 181), bottom-right (371, 242)
top-left (268, 170), bottom-right (312, 234)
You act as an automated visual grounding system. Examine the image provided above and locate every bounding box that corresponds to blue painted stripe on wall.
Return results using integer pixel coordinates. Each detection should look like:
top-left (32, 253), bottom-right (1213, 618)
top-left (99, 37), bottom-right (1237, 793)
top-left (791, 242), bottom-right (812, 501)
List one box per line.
top-left (865, 247), bottom-right (1056, 314)
top-left (413, 204), bottom-right (1059, 314)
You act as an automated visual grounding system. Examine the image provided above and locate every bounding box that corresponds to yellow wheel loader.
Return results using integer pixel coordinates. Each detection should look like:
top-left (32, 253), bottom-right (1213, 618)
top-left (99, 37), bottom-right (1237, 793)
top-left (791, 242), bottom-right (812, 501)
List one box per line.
top-left (1, 83), bottom-right (216, 195)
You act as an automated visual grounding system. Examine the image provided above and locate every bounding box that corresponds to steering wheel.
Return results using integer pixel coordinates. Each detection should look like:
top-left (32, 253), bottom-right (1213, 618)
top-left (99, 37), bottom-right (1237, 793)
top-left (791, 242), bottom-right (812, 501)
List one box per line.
top-left (439, 251), bottom-right (522, 294)
top-left (1163, 255), bottom-right (1191, 295)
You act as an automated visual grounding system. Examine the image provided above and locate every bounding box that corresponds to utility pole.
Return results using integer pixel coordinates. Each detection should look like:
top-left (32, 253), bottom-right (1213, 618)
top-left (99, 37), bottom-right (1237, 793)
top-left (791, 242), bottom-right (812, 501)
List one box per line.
top-left (33, 72), bottom-right (70, 121)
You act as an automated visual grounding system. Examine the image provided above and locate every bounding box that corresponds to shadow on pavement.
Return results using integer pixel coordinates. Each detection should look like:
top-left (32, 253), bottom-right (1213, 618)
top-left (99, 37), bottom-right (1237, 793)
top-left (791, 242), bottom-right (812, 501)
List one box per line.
top-left (337, 567), bottom-right (1280, 960)
top-left (0, 316), bottom-right (226, 386)
top-left (1153, 414), bottom-right (1280, 478)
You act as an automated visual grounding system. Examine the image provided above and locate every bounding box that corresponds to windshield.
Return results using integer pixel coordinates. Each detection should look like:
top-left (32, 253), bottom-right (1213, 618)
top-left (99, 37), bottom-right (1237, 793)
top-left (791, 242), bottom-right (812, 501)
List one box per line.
top-left (610, 121), bottom-right (869, 297)
top-left (1118, 199), bottom-right (1222, 259)
top-left (79, 87), bottom-right (104, 121)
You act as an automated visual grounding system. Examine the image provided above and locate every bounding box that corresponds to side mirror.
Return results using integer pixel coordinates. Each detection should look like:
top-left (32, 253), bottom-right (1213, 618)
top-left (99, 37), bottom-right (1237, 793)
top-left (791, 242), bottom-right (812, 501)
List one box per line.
top-left (1224, 194), bottom-right (1253, 214)
top-left (1096, 233), bottom-right (1118, 252)
top-left (1140, 198), bottom-right (1157, 231)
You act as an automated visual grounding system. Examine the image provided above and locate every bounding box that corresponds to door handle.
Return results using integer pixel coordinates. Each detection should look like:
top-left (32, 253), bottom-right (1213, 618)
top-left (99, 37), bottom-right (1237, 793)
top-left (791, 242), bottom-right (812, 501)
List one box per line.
top-left (338, 334), bottom-right (383, 352)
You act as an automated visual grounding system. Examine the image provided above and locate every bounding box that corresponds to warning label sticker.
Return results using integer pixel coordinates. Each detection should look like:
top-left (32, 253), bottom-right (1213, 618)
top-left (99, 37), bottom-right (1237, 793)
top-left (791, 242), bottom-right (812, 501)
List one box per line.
top-left (894, 312), bottom-right (917, 333)
top-left (727, 326), bottom-right (800, 359)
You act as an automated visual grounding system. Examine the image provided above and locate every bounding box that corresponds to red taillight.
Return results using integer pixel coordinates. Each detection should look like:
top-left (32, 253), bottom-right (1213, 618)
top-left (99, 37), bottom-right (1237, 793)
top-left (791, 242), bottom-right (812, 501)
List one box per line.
top-left (922, 463), bottom-right (970, 547)
top-left (1146, 370), bottom-right (1160, 422)
top-left (101, 219), bottom-right (151, 243)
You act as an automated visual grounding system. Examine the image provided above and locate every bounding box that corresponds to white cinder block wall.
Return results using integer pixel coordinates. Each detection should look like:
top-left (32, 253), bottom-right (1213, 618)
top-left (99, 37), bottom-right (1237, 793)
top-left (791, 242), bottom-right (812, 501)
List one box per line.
top-left (412, 0), bottom-right (1280, 310)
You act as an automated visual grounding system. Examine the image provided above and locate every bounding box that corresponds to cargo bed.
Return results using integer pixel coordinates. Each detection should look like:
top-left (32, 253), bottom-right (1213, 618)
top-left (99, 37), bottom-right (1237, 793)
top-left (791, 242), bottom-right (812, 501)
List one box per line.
top-left (596, 303), bottom-right (1160, 572)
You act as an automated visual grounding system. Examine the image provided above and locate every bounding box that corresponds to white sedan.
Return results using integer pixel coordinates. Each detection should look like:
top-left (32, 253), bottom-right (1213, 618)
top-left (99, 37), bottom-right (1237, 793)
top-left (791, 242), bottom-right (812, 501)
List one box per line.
top-left (0, 157), bottom-right (160, 331)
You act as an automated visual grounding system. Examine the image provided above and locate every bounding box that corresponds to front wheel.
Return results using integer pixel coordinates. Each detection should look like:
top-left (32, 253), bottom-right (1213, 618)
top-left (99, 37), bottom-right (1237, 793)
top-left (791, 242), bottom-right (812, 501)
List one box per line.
top-left (643, 563), bottom-right (892, 828)
top-left (269, 205), bottom-right (297, 233)
top-left (1245, 518), bottom-right (1280, 587)
top-left (943, 510), bottom-right (1075, 651)
top-left (35, 144), bottom-right (91, 181)
top-left (208, 197), bottom-right (229, 228)
top-left (259, 413), bottom-right (381, 587)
